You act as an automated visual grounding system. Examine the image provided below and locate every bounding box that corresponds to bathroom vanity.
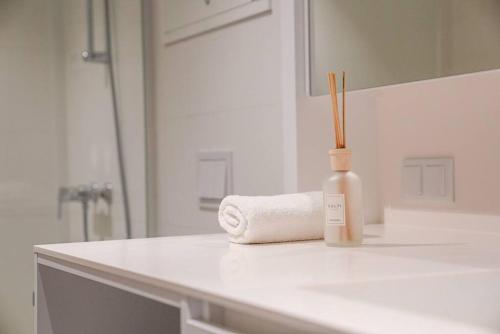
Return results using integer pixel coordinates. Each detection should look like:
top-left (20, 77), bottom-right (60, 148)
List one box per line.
top-left (34, 219), bottom-right (500, 334)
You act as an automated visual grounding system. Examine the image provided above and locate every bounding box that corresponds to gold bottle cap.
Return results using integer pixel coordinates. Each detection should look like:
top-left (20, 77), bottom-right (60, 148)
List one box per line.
top-left (329, 148), bottom-right (352, 171)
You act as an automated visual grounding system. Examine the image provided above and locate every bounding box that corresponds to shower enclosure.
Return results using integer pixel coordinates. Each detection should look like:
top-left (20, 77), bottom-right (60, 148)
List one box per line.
top-left (59, 0), bottom-right (133, 241)
top-left (0, 1), bottom-right (148, 333)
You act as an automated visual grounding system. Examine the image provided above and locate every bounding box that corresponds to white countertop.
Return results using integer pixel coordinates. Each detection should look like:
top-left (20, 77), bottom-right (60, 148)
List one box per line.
top-left (34, 223), bottom-right (500, 334)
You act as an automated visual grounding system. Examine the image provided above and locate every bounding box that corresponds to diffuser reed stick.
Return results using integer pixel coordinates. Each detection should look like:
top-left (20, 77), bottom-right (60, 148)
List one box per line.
top-left (342, 71), bottom-right (346, 148)
top-left (327, 72), bottom-right (343, 149)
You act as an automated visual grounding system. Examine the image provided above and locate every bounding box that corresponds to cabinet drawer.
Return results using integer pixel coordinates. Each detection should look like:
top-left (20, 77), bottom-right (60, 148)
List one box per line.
top-left (184, 318), bottom-right (237, 334)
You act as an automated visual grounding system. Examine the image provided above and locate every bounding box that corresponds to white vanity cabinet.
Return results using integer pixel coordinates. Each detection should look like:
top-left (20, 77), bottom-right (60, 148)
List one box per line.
top-left (34, 223), bottom-right (500, 334)
top-left (161, 0), bottom-right (271, 45)
top-left (34, 235), bottom-right (324, 334)
top-left (34, 254), bottom-right (311, 334)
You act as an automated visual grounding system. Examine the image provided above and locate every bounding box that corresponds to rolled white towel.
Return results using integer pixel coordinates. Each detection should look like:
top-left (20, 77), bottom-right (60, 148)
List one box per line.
top-left (218, 192), bottom-right (324, 244)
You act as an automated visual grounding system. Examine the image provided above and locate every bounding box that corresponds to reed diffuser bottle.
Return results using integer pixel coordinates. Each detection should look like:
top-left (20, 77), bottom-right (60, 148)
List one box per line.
top-left (323, 72), bottom-right (363, 246)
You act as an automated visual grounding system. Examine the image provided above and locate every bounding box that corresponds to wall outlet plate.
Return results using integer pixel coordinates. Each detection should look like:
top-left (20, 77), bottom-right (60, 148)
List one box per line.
top-left (401, 157), bottom-right (454, 202)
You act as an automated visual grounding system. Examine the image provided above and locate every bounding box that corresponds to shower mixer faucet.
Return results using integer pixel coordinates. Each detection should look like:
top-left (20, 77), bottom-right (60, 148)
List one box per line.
top-left (58, 183), bottom-right (113, 241)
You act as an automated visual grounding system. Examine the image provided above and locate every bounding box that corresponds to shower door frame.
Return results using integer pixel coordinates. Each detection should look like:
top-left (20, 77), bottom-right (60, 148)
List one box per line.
top-left (141, 0), bottom-right (158, 237)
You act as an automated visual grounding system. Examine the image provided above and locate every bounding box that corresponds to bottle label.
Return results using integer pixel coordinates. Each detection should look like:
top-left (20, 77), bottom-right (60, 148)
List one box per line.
top-left (325, 193), bottom-right (345, 226)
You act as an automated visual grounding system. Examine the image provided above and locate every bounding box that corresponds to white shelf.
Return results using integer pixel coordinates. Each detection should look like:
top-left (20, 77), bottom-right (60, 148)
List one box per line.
top-left (162, 0), bottom-right (271, 46)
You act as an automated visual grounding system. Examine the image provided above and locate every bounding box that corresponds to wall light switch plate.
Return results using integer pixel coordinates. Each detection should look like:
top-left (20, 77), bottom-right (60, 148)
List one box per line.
top-left (197, 150), bottom-right (233, 210)
top-left (401, 157), bottom-right (454, 202)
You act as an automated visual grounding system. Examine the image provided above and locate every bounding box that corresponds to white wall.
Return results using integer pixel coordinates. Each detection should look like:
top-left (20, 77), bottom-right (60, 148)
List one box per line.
top-left (376, 70), bottom-right (500, 216)
top-left (151, 1), bottom-right (285, 235)
top-left (147, 0), bottom-right (500, 233)
top-left (0, 1), bottom-right (65, 333)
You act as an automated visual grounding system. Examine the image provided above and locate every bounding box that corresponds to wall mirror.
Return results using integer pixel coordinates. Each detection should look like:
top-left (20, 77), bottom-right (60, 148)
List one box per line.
top-left (308, 0), bottom-right (500, 95)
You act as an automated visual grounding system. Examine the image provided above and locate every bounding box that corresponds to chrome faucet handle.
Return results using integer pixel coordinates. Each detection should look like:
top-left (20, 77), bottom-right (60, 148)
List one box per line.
top-left (58, 185), bottom-right (85, 219)
top-left (89, 182), bottom-right (113, 205)
top-left (101, 182), bottom-right (113, 205)
top-left (81, 50), bottom-right (109, 63)
top-left (57, 182), bottom-right (113, 240)
top-left (57, 184), bottom-right (94, 242)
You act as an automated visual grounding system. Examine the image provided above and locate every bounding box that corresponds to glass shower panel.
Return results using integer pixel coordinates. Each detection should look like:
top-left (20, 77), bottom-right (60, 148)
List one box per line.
top-left (0, 1), bottom-right (146, 333)
top-left (59, 0), bottom-right (147, 242)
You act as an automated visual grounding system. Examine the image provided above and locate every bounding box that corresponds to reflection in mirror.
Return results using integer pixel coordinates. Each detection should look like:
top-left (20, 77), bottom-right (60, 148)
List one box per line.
top-left (309, 0), bottom-right (500, 95)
